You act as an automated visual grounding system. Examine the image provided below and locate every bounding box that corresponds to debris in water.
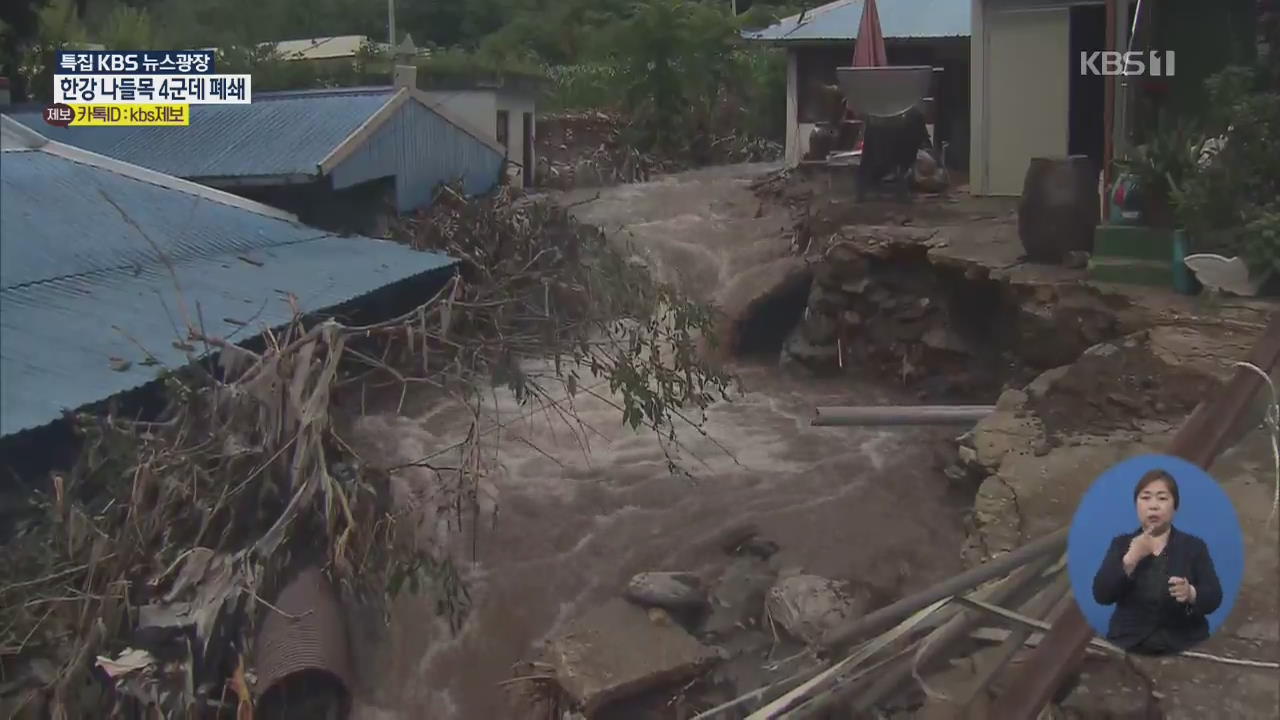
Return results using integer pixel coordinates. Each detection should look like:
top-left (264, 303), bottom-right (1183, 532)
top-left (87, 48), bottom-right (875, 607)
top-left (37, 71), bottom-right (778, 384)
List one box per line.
top-left (542, 599), bottom-right (719, 715)
top-left (765, 574), bottom-right (865, 645)
top-left (625, 571), bottom-right (708, 611)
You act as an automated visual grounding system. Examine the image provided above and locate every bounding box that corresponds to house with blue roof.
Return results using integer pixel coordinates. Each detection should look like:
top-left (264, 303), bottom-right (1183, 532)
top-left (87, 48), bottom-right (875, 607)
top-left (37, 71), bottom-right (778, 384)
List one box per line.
top-left (0, 115), bottom-right (457, 440)
top-left (6, 69), bottom-right (507, 236)
top-left (744, 0), bottom-right (971, 170)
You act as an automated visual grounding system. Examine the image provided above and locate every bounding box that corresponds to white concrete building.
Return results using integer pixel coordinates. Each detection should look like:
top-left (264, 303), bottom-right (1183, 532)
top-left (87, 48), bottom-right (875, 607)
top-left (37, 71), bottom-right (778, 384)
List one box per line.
top-left (420, 80), bottom-right (540, 188)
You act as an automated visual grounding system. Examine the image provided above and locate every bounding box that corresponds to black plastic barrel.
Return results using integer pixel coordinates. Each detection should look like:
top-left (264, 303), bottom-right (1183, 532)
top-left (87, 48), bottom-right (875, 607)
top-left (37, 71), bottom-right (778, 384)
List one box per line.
top-left (1017, 156), bottom-right (1100, 263)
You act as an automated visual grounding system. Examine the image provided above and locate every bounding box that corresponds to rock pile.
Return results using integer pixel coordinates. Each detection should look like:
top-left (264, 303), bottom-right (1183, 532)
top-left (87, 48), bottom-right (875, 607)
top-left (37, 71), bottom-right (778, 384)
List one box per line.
top-left (515, 526), bottom-right (871, 717)
top-left (779, 228), bottom-right (1003, 399)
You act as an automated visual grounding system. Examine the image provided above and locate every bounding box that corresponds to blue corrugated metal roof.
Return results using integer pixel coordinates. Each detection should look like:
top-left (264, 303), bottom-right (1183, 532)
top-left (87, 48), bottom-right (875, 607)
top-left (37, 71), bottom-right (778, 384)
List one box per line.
top-left (6, 88), bottom-right (398, 180)
top-left (1, 125), bottom-right (456, 437)
top-left (744, 0), bottom-right (970, 42)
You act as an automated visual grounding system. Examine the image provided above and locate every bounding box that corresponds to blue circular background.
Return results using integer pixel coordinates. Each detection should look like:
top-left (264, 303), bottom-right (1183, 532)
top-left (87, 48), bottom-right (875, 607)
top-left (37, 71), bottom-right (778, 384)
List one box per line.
top-left (1066, 453), bottom-right (1245, 637)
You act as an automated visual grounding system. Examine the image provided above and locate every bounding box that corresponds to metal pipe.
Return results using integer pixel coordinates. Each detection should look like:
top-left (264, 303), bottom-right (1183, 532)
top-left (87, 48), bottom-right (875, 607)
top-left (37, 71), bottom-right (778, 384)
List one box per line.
top-left (990, 311), bottom-right (1280, 720)
top-left (812, 405), bottom-right (995, 427)
top-left (388, 0), bottom-right (396, 48)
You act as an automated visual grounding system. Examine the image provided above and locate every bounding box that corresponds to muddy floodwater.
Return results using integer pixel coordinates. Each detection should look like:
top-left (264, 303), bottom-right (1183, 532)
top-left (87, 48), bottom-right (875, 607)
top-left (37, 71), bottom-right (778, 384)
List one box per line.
top-left (346, 166), bottom-right (975, 719)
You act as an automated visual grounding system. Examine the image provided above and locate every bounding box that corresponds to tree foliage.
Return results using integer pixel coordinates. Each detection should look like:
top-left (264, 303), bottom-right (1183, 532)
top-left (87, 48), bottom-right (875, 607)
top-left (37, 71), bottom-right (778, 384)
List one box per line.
top-left (1172, 65), bottom-right (1280, 278)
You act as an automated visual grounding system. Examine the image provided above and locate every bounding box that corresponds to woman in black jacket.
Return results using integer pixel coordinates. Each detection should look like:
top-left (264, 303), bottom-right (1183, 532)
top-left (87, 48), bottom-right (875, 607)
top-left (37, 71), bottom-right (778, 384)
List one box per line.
top-left (1092, 469), bottom-right (1224, 655)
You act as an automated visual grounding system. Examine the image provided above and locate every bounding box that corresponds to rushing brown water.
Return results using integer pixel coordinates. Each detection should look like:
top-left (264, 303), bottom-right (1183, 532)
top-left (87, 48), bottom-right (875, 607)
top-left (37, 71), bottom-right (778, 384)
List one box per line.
top-left (345, 165), bottom-right (973, 719)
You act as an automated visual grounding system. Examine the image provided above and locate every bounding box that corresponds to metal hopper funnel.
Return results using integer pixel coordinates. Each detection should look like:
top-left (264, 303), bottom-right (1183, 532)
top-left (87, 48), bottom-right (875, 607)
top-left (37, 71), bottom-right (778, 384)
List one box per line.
top-left (835, 65), bottom-right (933, 118)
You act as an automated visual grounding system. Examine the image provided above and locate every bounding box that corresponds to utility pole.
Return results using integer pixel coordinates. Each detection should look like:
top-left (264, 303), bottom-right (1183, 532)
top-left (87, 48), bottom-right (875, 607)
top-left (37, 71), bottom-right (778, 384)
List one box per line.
top-left (388, 0), bottom-right (397, 48)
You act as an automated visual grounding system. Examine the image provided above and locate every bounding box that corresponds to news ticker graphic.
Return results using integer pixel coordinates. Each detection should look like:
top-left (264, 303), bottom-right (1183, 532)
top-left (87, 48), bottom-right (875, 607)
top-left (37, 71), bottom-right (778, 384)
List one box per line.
top-left (44, 103), bottom-right (189, 128)
top-left (54, 75), bottom-right (251, 105)
top-left (49, 50), bottom-right (251, 118)
top-left (56, 50), bottom-right (216, 75)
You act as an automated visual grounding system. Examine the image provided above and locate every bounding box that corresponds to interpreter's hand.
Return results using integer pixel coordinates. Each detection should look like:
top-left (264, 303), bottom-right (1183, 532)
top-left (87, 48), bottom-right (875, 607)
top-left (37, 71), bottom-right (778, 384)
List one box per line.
top-left (1169, 576), bottom-right (1197, 604)
top-left (1122, 532), bottom-right (1157, 575)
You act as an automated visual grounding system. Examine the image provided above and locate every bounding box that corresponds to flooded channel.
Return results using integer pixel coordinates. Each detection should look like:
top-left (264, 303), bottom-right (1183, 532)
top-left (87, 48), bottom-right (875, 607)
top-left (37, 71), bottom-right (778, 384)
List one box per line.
top-left (345, 165), bottom-right (976, 719)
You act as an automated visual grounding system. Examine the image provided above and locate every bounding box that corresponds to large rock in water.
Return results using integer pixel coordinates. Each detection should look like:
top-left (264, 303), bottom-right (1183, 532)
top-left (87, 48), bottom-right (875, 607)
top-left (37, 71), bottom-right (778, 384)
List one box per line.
top-left (544, 599), bottom-right (718, 715)
top-left (624, 571), bottom-right (706, 610)
top-left (1017, 156), bottom-right (1099, 263)
top-left (764, 574), bottom-right (861, 644)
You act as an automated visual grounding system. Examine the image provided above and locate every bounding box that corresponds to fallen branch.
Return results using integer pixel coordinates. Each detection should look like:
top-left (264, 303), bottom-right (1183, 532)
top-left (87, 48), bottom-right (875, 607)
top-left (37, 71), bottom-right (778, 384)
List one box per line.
top-left (3, 181), bottom-right (738, 718)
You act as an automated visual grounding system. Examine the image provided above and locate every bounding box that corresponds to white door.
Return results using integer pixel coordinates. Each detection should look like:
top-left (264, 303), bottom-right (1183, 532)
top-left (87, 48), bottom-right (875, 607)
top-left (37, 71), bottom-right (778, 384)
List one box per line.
top-left (983, 7), bottom-right (1071, 195)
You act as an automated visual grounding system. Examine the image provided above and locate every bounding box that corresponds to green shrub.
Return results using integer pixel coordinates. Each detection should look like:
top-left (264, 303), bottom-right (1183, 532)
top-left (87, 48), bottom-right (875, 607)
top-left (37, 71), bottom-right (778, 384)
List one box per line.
top-left (1172, 66), bottom-right (1280, 279)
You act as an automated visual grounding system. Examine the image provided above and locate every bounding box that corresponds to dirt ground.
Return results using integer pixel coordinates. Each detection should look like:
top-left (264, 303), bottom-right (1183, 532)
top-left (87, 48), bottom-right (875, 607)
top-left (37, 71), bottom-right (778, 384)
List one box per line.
top-left (1028, 335), bottom-right (1224, 442)
top-left (967, 326), bottom-right (1279, 719)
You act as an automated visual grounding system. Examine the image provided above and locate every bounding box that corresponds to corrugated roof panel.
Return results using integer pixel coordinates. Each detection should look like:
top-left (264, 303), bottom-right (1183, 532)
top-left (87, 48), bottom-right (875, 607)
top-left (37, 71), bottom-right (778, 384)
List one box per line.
top-left (1, 138), bottom-right (456, 437)
top-left (1, 149), bottom-right (331, 288)
top-left (1, 118), bottom-right (42, 149)
top-left (744, 0), bottom-right (971, 42)
top-left (6, 88), bottom-right (397, 179)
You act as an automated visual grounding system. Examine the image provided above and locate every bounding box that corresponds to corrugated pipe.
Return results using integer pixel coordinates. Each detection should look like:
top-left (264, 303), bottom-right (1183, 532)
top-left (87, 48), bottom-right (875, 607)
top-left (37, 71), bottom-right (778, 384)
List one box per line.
top-left (253, 566), bottom-right (354, 720)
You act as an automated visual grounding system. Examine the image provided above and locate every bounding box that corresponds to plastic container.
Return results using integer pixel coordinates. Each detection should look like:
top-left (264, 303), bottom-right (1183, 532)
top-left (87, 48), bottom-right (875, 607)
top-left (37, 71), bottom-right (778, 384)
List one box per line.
top-left (1108, 173), bottom-right (1145, 225)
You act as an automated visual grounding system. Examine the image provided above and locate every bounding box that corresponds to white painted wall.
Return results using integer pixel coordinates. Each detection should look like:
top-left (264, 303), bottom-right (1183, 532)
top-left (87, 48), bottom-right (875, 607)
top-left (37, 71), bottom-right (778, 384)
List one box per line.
top-left (785, 49), bottom-right (800, 167)
top-left (419, 89), bottom-right (498, 141)
top-left (972, 0), bottom-right (1106, 196)
top-left (783, 50), bottom-right (820, 167)
top-left (419, 88), bottom-right (538, 187)
top-left (986, 7), bottom-right (1071, 195)
top-left (497, 89), bottom-right (537, 187)
top-left (970, 0), bottom-right (987, 193)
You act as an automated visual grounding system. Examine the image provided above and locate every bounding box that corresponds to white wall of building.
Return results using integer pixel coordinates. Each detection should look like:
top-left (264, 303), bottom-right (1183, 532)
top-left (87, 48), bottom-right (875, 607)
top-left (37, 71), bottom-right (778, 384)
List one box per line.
top-left (420, 88), bottom-right (538, 187)
top-left (496, 89), bottom-right (538, 188)
top-left (785, 50), bottom-right (800, 167)
top-left (419, 89), bottom-right (499, 139)
top-left (971, 0), bottom-right (1100, 195)
top-left (783, 50), bottom-right (822, 168)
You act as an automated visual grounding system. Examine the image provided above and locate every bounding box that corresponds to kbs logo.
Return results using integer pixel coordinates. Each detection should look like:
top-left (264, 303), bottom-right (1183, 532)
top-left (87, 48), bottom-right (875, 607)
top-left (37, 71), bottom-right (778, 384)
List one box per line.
top-left (1079, 50), bottom-right (1175, 77)
top-left (94, 53), bottom-right (139, 72)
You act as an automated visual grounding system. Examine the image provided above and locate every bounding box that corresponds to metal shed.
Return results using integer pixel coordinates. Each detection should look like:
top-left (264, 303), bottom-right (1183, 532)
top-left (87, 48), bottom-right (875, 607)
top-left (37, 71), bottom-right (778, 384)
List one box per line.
top-left (0, 116), bottom-right (456, 438)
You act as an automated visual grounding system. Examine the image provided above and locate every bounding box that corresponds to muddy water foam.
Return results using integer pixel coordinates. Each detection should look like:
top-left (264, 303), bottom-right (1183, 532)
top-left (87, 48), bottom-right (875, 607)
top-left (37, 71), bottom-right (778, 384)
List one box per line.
top-left (346, 165), bottom-right (971, 719)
